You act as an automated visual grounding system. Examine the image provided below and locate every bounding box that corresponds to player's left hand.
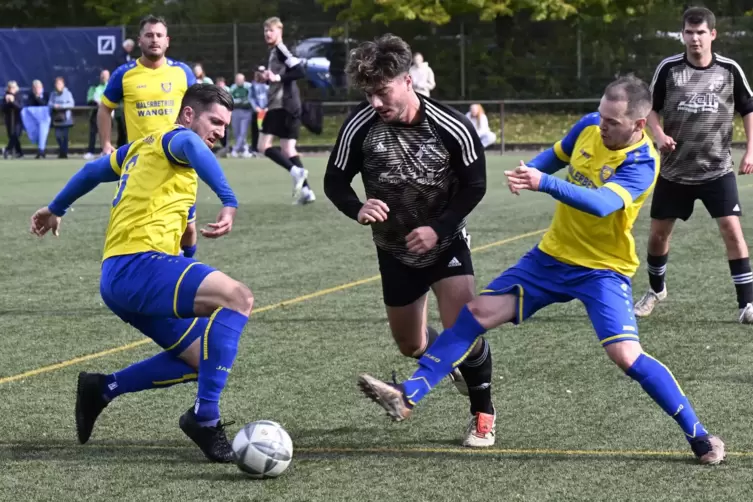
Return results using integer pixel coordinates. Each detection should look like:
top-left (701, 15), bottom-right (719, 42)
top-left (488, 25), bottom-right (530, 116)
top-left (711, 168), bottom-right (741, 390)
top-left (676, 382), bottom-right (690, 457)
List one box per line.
top-left (406, 226), bottom-right (438, 255)
top-left (201, 206), bottom-right (236, 239)
top-left (505, 161), bottom-right (543, 194)
top-left (30, 206), bottom-right (61, 238)
top-left (739, 150), bottom-right (753, 175)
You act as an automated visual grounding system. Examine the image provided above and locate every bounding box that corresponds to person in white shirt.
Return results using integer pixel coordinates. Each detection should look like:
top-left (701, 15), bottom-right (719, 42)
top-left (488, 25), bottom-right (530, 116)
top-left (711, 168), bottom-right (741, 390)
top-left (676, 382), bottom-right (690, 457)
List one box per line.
top-left (409, 52), bottom-right (435, 97)
top-left (466, 103), bottom-right (496, 148)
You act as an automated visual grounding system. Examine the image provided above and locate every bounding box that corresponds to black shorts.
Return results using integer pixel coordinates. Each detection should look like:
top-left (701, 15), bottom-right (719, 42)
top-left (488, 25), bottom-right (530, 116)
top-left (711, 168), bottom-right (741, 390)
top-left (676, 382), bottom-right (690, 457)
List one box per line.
top-left (650, 172), bottom-right (742, 221)
top-left (261, 109), bottom-right (300, 140)
top-left (377, 233), bottom-right (474, 307)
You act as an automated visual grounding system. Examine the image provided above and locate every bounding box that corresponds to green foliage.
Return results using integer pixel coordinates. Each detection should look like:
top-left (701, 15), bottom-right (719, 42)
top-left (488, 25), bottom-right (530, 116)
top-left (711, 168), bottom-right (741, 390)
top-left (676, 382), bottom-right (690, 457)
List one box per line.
top-left (83, 0), bottom-right (160, 26)
top-left (317, 0), bottom-right (673, 25)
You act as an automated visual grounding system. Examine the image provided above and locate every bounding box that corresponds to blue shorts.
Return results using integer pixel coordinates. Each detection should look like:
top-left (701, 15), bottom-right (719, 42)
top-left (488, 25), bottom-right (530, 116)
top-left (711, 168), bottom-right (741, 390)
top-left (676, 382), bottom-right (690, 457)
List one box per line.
top-left (481, 247), bottom-right (639, 347)
top-left (100, 252), bottom-right (215, 354)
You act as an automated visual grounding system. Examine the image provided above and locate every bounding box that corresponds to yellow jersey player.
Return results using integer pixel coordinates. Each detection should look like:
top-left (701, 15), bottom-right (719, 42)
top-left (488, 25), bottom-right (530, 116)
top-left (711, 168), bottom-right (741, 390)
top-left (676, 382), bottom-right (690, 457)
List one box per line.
top-left (97, 15), bottom-right (195, 154)
top-left (30, 84), bottom-right (250, 464)
top-left (357, 76), bottom-right (726, 465)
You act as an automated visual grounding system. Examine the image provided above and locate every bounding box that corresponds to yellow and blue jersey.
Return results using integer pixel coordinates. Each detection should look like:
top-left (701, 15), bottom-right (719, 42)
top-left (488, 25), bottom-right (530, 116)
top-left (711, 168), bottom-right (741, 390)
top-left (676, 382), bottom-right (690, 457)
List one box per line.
top-left (103, 124), bottom-right (199, 260)
top-left (536, 113), bottom-right (660, 277)
top-left (102, 58), bottom-right (195, 142)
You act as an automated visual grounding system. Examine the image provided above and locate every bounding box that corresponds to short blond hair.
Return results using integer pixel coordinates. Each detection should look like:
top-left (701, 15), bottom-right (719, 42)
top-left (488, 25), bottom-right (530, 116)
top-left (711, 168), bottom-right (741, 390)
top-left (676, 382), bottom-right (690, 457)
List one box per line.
top-left (264, 17), bottom-right (283, 29)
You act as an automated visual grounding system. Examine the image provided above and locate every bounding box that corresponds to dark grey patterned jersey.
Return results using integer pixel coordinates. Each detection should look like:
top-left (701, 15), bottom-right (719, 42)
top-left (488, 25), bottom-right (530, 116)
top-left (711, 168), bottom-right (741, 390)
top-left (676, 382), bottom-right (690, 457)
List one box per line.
top-left (323, 95), bottom-right (487, 268)
top-left (650, 53), bottom-right (753, 184)
top-left (266, 42), bottom-right (304, 115)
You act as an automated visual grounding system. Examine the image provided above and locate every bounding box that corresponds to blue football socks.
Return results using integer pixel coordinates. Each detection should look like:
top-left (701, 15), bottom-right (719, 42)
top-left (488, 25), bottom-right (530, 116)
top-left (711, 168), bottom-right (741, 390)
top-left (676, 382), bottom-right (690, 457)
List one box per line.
top-left (626, 353), bottom-right (708, 440)
top-left (104, 351), bottom-right (197, 401)
top-left (194, 308), bottom-right (248, 426)
top-left (402, 306), bottom-right (487, 406)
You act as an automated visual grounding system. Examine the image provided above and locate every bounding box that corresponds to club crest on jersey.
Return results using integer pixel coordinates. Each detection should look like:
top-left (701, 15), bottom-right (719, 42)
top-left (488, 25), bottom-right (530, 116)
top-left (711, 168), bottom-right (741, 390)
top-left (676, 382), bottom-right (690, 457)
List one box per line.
top-left (599, 165), bottom-right (615, 183)
top-left (161, 82), bottom-right (172, 93)
top-left (708, 74), bottom-right (725, 92)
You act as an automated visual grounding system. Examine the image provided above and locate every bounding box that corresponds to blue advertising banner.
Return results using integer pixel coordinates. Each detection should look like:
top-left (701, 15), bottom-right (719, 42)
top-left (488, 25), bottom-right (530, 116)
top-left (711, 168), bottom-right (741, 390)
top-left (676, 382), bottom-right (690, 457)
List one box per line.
top-left (0, 27), bottom-right (123, 105)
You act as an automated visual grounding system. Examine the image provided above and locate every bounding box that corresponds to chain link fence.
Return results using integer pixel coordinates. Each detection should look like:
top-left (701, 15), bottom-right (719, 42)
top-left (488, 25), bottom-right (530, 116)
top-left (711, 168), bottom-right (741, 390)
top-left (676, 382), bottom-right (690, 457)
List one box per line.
top-left (122, 16), bottom-right (753, 101)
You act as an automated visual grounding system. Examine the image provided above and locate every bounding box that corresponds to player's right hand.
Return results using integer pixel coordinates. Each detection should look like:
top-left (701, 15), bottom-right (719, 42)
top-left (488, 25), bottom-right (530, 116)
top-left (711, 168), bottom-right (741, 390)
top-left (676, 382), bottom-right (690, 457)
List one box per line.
top-left (30, 206), bottom-right (61, 238)
top-left (657, 134), bottom-right (676, 152)
top-left (201, 206), bottom-right (236, 239)
top-left (357, 199), bottom-right (389, 224)
top-left (101, 143), bottom-right (115, 156)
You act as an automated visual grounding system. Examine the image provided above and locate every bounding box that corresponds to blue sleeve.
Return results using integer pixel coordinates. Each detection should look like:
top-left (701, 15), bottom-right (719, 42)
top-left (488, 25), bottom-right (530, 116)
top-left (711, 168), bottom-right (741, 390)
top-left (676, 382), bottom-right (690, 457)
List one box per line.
top-left (164, 130), bottom-right (238, 207)
top-left (103, 65), bottom-right (126, 107)
top-left (187, 204), bottom-right (197, 223)
top-left (179, 62), bottom-right (196, 86)
top-left (527, 148), bottom-right (568, 174)
top-left (527, 112), bottom-right (600, 175)
top-left (602, 152), bottom-right (657, 204)
top-left (538, 174), bottom-right (625, 217)
top-left (554, 112), bottom-right (600, 161)
top-left (48, 156), bottom-right (121, 216)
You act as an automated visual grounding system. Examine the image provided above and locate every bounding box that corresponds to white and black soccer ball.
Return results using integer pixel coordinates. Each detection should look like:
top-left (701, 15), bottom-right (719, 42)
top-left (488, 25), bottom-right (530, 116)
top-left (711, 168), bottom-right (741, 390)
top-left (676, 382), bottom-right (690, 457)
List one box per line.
top-left (232, 420), bottom-right (293, 479)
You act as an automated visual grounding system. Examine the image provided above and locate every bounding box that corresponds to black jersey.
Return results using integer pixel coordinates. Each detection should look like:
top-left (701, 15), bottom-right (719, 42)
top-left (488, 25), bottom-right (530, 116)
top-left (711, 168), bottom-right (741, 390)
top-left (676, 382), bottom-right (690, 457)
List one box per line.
top-left (324, 95), bottom-right (486, 267)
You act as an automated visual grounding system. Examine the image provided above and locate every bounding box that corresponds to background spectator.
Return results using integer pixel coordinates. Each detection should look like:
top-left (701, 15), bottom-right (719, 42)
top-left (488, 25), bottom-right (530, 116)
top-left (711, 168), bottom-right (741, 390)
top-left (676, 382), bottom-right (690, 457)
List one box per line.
top-left (48, 76), bottom-right (74, 159)
top-left (251, 66), bottom-right (269, 155)
top-left (193, 63), bottom-right (213, 84)
top-left (466, 103), bottom-right (496, 148)
top-left (3, 80), bottom-right (24, 159)
top-left (84, 69), bottom-right (110, 159)
top-left (122, 39), bottom-right (135, 64)
top-left (24, 79), bottom-right (50, 158)
top-left (230, 72), bottom-right (254, 158)
top-left (409, 52), bottom-right (436, 97)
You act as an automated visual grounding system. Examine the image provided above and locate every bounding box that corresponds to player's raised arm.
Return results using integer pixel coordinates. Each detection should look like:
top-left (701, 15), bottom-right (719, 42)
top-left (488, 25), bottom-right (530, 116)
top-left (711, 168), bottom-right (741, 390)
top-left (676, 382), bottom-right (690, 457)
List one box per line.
top-left (507, 76), bottom-right (656, 218)
top-left (323, 103), bottom-right (380, 223)
top-left (272, 43), bottom-right (305, 82)
top-left (166, 129), bottom-right (238, 238)
top-left (30, 146), bottom-right (128, 237)
top-left (527, 112), bottom-right (601, 174)
top-left (425, 104), bottom-right (486, 239)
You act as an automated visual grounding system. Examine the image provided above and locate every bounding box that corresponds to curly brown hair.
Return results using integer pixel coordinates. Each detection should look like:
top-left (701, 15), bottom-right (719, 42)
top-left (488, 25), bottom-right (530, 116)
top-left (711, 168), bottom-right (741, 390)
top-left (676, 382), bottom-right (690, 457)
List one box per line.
top-left (346, 34), bottom-right (413, 91)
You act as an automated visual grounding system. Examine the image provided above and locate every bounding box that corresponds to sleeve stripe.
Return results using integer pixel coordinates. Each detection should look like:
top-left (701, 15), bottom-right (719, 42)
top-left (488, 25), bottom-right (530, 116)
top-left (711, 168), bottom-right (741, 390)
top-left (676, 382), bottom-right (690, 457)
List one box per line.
top-left (717, 55), bottom-right (753, 98)
top-left (109, 152), bottom-right (121, 175)
top-left (603, 182), bottom-right (633, 207)
top-left (424, 101), bottom-right (477, 166)
top-left (276, 43), bottom-right (301, 68)
top-left (334, 106), bottom-right (376, 170)
top-left (100, 95), bottom-right (118, 109)
top-left (553, 141), bottom-right (570, 162)
top-left (277, 43), bottom-right (294, 58)
top-left (649, 54), bottom-right (683, 92)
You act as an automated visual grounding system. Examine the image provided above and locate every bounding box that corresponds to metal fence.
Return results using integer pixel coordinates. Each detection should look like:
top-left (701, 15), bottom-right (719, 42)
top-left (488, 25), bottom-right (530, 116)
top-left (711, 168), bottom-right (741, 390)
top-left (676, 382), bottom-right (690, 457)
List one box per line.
top-left (119, 16), bottom-right (753, 101)
top-left (1, 99), bottom-right (600, 155)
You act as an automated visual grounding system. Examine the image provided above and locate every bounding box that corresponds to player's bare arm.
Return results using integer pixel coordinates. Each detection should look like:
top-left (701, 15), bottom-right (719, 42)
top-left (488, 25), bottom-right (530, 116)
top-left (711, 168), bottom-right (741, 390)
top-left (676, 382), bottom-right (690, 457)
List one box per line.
top-left (740, 113), bottom-right (753, 175)
top-left (97, 102), bottom-right (116, 155)
top-left (647, 110), bottom-right (676, 152)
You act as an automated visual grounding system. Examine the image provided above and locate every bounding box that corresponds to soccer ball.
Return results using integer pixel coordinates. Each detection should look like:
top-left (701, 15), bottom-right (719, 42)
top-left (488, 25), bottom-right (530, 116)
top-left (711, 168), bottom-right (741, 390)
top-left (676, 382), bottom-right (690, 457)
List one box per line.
top-left (232, 420), bottom-right (293, 479)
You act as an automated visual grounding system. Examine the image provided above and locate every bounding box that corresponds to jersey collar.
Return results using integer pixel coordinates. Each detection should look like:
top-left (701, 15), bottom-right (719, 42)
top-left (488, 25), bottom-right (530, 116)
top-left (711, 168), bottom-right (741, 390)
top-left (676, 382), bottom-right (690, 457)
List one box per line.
top-left (683, 52), bottom-right (716, 70)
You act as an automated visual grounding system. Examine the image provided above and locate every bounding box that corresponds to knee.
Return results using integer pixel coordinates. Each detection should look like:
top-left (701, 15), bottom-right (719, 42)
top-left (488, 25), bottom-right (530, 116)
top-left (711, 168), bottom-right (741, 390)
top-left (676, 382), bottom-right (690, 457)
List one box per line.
top-left (397, 337), bottom-right (424, 358)
top-left (650, 228), bottom-right (671, 244)
top-left (605, 341), bottom-right (642, 371)
top-left (227, 282), bottom-right (254, 316)
top-left (719, 219), bottom-right (745, 244)
top-left (281, 145), bottom-right (297, 158)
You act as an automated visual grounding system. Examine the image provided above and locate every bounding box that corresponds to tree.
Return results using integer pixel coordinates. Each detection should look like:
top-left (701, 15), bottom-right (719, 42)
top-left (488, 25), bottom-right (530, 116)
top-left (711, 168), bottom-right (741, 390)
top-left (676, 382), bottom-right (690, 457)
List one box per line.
top-left (317, 0), bottom-right (672, 25)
